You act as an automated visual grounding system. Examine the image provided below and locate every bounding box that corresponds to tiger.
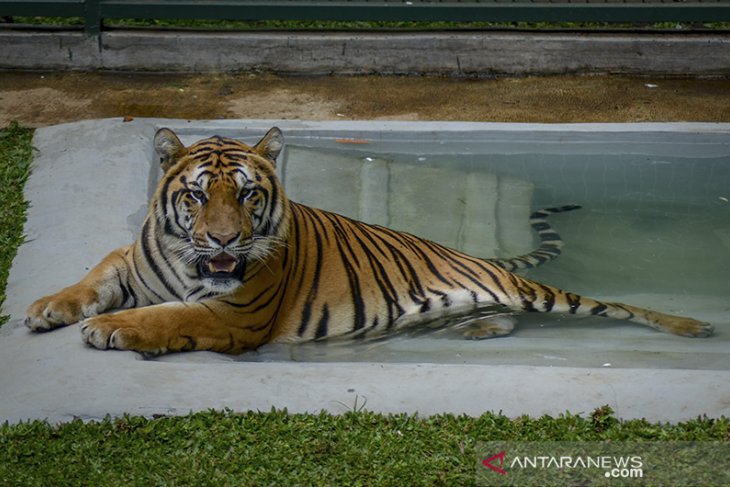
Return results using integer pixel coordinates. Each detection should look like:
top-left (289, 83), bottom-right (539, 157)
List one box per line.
top-left (25, 127), bottom-right (714, 355)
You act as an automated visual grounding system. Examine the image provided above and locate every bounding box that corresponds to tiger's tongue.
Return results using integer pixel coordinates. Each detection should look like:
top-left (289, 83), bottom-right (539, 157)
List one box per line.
top-left (208, 253), bottom-right (238, 273)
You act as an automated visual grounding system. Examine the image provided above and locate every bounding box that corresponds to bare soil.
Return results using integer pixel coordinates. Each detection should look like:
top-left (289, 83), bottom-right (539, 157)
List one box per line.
top-left (0, 72), bottom-right (729, 127)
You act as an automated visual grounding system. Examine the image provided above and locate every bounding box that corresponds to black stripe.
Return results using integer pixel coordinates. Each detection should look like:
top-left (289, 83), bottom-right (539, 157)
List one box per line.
top-left (314, 305), bottom-right (329, 340)
top-left (316, 214), bottom-right (367, 332)
top-left (266, 176), bottom-right (280, 231)
top-left (191, 150), bottom-right (216, 160)
top-left (336, 242), bottom-right (367, 332)
top-left (124, 284), bottom-right (138, 308)
top-left (428, 243), bottom-right (505, 303)
top-left (130, 249), bottom-right (165, 302)
top-left (566, 293), bottom-right (581, 314)
top-left (200, 302), bottom-right (222, 320)
top-left (322, 212), bottom-right (361, 268)
top-left (375, 225), bottom-right (455, 291)
top-left (591, 303), bottom-right (608, 316)
top-left (158, 174), bottom-right (176, 216)
top-left (297, 210), bottom-right (326, 337)
top-left (197, 291), bottom-right (221, 301)
top-left (289, 205), bottom-right (308, 295)
top-left (428, 287), bottom-right (451, 307)
top-left (115, 269), bottom-right (136, 309)
top-left (247, 280), bottom-right (285, 315)
top-left (140, 220), bottom-right (181, 298)
top-left (168, 188), bottom-right (189, 236)
top-left (537, 231), bottom-right (561, 241)
top-left (195, 169), bottom-right (218, 180)
top-left (517, 281), bottom-right (538, 312)
top-left (347, 221), bottom-right (409, 328)
top-left (221, 283), bottom-right (275, 309)
top-left (537, 283), bottom-right (556, 312)
top-left (361, 223), bottom-right (428, 300)
top-left (186, 285), bottom-right (204, 295)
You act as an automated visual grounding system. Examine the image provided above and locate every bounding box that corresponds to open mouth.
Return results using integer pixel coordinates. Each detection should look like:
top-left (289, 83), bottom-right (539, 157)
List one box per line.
top-left (197, 252), bottom-right (245, 280)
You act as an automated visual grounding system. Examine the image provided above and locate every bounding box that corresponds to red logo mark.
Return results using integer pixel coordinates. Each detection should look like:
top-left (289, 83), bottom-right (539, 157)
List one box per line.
top-left (482, 450), bottom-right (507, 475)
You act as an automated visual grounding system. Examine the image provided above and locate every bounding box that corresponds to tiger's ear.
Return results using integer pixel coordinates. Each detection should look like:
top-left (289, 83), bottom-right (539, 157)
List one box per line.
top-left (253, 127), bottom-right (284, 165)
top-left (154, 128), bottom-right (188, 172)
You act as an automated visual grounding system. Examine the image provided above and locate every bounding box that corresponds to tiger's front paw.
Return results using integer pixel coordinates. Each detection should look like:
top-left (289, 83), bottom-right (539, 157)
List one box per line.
top-left (80, 315), bottom-right (125, 350)
top-left (80, 314), bottom-right (167, 355)
top-left (26, 288), bottom-right (100, 332)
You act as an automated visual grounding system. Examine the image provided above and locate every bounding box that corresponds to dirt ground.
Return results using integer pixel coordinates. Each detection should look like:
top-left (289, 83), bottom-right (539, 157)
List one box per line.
top-left (0, 72), bottom-right (729, 127)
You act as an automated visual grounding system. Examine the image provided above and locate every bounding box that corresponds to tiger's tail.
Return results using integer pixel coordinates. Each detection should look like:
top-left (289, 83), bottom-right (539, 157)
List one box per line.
top-left (501, 273), bottom-right (714, 338)
top-left (487, 205), bottom-right (581, 272)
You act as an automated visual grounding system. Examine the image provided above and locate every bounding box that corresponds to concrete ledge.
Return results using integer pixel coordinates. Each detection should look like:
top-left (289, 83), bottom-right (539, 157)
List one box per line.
top-left (1, 28), bottom-right (729, 76)
top-left (2, 320), bottom-right (728, 424)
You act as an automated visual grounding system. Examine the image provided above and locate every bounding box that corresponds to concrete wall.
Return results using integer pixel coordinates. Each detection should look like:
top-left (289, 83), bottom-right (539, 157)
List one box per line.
top-left (281, 147), bottom-right (535, 257)
top-left (2, 28), bottom-right (729, 76)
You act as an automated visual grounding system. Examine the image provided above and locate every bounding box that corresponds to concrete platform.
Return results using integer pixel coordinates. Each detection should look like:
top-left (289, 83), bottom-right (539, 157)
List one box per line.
top-left (1, 28), bottom-right (729, 76)
top-left (1, 118), bottom-right (728, 424)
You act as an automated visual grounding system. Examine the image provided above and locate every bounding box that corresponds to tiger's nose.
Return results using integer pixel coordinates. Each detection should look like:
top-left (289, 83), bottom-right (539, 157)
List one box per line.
top-left (207, 231), bottom-right (239, 247)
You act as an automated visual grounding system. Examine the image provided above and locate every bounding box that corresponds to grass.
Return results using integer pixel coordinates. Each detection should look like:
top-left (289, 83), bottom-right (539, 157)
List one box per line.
top-left (0, 122), bottom-right (33, 327)
top-left (1, 408), bottom-right (728, 486)
top-left (7, 17), bottom-right (730, 31)
top-left (0, 125), bottom-right (727, 484)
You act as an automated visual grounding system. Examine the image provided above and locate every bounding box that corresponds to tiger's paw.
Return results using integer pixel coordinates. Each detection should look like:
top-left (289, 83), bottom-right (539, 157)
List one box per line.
top-left (695, 322), bottom-right (715, 337)
top-left (463, 315), bottom-right (516, 340)
top-left (80, 315), bottom-right (168, 355)
top-left (667, 317), bottom-right (714, 338)
top-left (79, 315), bottom-right (128, 350)
top-left (25, 288), bottom-right (100, 332)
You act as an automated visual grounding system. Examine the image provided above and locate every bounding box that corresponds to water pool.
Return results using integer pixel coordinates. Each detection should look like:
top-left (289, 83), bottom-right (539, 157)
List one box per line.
top-left (156, 122), bottom-right (730, 370)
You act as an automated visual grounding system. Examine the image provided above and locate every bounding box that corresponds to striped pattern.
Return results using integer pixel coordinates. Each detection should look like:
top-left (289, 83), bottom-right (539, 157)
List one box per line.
top-left (489, 205), bottom-right (581, 272)
top-left (276, 202), bottom-right (524, 340)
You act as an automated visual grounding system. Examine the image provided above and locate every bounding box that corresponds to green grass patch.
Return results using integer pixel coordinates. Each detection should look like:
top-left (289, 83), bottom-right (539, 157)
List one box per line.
top-left (1, 408), bottom-right (728, 486)
top-left (0, 122), bottom-right (33, 327)
top-left (7, 16), bottom-right (730, 31)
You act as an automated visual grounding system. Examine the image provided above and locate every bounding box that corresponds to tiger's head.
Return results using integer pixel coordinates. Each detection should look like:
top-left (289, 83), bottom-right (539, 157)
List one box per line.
top-left (152, 127), bottom-right (288, 291)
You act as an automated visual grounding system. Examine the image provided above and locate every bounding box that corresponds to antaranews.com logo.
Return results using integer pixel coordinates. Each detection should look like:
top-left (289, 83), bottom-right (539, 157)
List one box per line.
top-left (476, 442), bottom-right (729, 487)
top-left (483, 450), bottom-right (643, 480)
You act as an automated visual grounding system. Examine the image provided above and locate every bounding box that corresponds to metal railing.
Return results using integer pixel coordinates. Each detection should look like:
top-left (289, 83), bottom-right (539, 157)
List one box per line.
top-left (2, 0), bottom-right (729, 36)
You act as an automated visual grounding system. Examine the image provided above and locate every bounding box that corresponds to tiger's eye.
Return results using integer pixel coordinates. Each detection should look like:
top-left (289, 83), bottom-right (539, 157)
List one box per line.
top-left (191, 189), bottom-right (206, 202)
top-left (238, 188), bottom-right (250, 204)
